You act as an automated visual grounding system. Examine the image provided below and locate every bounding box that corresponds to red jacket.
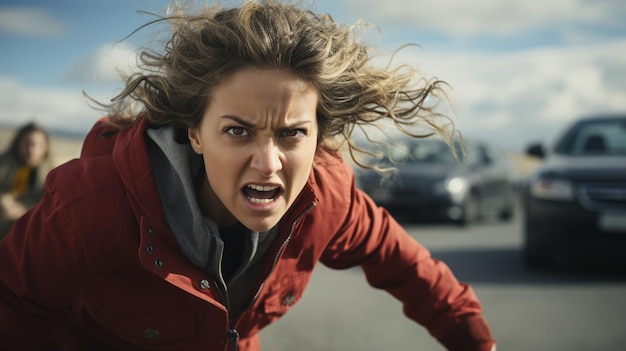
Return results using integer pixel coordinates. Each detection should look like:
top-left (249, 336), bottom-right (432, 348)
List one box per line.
top-left (0, 117), bottom-right (494, 350)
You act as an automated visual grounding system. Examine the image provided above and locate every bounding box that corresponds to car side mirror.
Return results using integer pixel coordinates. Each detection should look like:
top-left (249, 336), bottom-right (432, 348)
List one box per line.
top-left (526, 143), bottom-right (545, 159)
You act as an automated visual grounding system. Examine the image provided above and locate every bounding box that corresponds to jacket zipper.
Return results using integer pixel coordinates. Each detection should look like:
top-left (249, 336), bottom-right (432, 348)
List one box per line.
top-left (209, 242), bottom-right (237, 351)
top-left (227, 328), bottom-right (240, 351)
top-left (226, 202), bottom-right (316, 351)
top-left (246, 203), bottom-right (316, 309)
top-left (216, 282), bottom-right (239, 351)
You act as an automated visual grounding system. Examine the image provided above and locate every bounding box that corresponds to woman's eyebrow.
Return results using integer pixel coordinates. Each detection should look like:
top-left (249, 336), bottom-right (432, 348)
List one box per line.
top-left (221, 115), bottom-right (312, 129)
top-left (221, 115), bottom-right (255, 128)
top-left (286, 120), bottom-right (313, 128)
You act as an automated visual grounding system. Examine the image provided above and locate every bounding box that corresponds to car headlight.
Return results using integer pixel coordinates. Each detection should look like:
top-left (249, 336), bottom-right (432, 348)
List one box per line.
top-left (435, 177), bottom-right (468, 203)
top-left (447, 177), bottom-right (468, 194)
top-left (529, 177), bottom-right (574, 201)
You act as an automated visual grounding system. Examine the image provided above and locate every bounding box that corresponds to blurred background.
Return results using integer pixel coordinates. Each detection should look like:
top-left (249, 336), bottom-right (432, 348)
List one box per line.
top-left (1, 1), bottom-right (625, 350)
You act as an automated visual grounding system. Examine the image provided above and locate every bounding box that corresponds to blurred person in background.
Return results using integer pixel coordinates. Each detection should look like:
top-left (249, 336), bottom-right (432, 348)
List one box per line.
top-left (0, 1), bottom-right (495, 350)
top-left (0, 122), bottom-right (53, 240)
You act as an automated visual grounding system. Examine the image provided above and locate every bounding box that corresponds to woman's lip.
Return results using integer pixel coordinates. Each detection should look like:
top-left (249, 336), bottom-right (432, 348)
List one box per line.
top-left (240, 181), bottom-right (284, 212)
top-left (242, 183), bottom-right (284, 199)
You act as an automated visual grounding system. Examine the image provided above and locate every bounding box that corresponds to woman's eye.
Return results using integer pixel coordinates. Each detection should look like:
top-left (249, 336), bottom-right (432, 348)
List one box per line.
top-left (225, 126), bottom-right (249, 137)
top-left (280, 129), bottom-right (306, 138)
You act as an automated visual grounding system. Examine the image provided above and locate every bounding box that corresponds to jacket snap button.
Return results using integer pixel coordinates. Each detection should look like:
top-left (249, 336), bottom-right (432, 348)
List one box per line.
top-left (146, 245), bottom-right (154, 254)
top-left (200, 279), bottom-right (210, 290)
top-left (155, 259), bottom-right (163, 269)
top-left (147, 228), bottom-right (153, 236)
top-left (143, 328), bottom-right (159, 339)
top-left (283, 294), bottom-right (296, 306)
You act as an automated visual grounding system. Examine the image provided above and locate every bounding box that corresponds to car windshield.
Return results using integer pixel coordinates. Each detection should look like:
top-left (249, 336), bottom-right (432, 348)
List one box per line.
top-left (384, 139), bottom-right (459, 165)
top-left (554, 118), bottom-right (626, 156)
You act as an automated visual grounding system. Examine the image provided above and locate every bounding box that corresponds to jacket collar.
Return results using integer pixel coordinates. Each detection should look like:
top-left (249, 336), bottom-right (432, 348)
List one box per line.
top-left (110, 117), bottom-right (169, 227)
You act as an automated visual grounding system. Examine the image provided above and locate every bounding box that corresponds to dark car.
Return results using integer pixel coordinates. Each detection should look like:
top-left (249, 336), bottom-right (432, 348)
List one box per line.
top-left (522, 114), bottom-right (626, 269)
top-left (354, 137), bottom-right (517, 225)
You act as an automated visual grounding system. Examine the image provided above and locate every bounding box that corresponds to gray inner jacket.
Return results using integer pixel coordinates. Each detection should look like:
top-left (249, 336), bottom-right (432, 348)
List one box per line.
top-left (146, 126), bottom-right (278, 319)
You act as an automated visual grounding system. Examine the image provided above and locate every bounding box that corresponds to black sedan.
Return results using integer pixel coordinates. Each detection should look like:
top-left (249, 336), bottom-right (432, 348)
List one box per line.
top-left (355, 137), bottom-right (517, 225)
top-left (522, 114), bottom-right (626, 269)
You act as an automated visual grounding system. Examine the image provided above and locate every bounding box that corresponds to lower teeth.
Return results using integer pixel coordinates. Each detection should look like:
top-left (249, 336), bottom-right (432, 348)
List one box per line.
top-left (248, 197), bottom-right (273, 204)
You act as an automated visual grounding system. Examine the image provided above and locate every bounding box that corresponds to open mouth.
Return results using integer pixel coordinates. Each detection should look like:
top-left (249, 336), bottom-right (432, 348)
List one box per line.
top-left (243, 184), bottom-right (282, 204)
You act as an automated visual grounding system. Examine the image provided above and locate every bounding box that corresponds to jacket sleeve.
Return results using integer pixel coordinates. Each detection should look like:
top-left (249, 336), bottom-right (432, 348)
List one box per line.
top-left (318, 161), bottom-right (495, 351)
top-left (0, 165), bottom-right (88, 349)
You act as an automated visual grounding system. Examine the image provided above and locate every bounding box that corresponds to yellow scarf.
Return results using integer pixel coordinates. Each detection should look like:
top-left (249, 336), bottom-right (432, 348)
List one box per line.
top-left (11, 165), bottom-right (33, 196)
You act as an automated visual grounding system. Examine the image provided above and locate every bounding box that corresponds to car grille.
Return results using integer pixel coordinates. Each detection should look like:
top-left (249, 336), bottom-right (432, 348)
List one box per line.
top-left (577, 183), bottom-right (626, 211)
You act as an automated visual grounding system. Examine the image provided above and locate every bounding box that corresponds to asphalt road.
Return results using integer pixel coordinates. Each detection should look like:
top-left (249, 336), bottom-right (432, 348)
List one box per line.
top-left (259, 203), bottom-right (626, 351)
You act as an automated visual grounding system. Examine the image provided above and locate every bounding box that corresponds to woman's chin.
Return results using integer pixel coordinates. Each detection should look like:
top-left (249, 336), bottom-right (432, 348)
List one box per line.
top-left (238, 213), bottom-right (283, 233)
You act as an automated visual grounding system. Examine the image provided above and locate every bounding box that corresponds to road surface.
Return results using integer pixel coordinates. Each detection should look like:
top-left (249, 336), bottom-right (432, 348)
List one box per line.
top-left (260, 206), bottom-right (626, 351)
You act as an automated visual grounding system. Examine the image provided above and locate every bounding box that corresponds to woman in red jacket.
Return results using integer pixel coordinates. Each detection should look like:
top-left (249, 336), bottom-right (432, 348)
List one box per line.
top-left (0, 1), bottom-right (495, 350)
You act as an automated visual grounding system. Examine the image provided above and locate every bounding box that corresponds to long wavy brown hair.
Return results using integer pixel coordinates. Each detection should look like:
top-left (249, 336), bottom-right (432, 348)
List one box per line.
top-left (91, 0), bottom-right (457, 168)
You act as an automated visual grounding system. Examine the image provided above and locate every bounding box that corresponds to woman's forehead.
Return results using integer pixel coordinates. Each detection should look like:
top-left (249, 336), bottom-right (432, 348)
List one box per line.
top-left (205, 67), bottom-right (319, 126)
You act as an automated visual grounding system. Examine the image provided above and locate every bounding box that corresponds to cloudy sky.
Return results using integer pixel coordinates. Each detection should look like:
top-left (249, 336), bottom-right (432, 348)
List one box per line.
top-left (1, 0), bottom-right (625, 151)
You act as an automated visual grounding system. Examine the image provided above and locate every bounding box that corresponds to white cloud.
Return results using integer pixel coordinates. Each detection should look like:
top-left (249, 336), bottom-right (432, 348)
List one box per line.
top-left (0, 77), bottom-right (102, 133)
top-left (340, 0), bottom-right (626, 36)
top-left (65, 42), bottom-right (140, 84)
top-left (0, 7), bottom-right (66, 37)
top-left (387, 39), bottom-right (626, 150)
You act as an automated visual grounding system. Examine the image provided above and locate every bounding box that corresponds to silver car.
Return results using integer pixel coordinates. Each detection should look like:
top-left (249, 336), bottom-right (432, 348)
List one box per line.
top-left (355, 137), bottom-right (517, 225)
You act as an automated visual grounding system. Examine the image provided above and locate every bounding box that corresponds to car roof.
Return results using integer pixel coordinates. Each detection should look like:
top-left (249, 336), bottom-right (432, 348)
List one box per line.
top-left (574, 114), bottom-right (626, 124)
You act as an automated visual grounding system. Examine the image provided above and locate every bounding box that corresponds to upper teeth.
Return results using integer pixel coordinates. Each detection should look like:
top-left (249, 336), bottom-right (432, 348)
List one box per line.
top-left (248, 184), bottom-right (279, 192)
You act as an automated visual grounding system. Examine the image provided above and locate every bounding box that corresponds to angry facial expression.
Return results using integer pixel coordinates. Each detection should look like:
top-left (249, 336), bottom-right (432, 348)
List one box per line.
top-left (188, 66), bottom-right (319, 232)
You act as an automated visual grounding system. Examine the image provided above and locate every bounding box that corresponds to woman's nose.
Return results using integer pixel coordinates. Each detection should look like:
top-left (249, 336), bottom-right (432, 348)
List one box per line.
top-left (251, 142), bottom-right (283, 177)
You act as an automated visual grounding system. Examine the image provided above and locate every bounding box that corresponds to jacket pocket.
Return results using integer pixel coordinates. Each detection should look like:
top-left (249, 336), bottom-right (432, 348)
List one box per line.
top-left (263, 272), bottom-right (310, 316)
